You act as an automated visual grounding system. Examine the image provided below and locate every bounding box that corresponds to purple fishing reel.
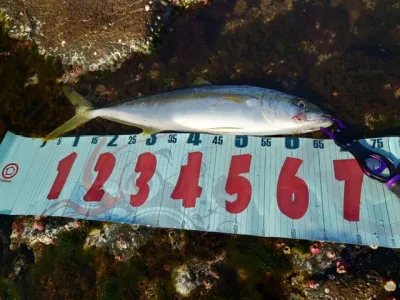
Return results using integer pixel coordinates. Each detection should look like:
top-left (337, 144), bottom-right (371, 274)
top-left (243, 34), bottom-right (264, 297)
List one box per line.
top-left (321, 118), bottom-right (400, 198)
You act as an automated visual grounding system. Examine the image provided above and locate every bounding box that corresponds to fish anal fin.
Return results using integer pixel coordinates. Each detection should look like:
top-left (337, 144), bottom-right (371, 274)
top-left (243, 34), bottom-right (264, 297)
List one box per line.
top-left (191, 77), bottom-right (212, 86)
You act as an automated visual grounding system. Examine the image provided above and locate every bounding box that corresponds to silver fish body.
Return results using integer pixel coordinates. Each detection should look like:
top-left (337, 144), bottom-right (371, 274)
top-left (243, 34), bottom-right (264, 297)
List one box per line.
top-left (44, 84), bottom-right (333, 140)
top-left (94, 85), bottom-right (332, 135)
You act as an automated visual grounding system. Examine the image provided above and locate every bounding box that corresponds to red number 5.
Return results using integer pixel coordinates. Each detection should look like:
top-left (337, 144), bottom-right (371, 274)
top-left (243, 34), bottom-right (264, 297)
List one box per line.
top-left (225, 154), bottom-right (253, 214)
top-left (277, 157), bottom-right (309, 219)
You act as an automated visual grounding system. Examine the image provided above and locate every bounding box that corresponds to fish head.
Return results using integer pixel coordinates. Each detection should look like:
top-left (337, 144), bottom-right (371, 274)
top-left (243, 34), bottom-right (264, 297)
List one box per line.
top-left (290, 98), bottom-right (333, 132)
top-left (269, 95), bottom-right (333, 133)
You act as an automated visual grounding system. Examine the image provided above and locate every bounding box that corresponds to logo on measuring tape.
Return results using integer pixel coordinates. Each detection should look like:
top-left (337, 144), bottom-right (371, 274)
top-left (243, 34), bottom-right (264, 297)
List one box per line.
top-left (1, 163), bottom-right (19, 182)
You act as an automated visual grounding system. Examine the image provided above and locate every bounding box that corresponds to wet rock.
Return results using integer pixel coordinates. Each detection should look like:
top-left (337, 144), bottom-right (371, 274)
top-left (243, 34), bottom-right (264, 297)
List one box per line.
top-left (171, 0), bottom-right (211, 10)
top-left (83, 222), bottom-right (152, 261)
top-left (10, 216), bottom-right (83, 259)
top-left (0, 0), bottom-right (153, 71)
top-left (384, 280), bottom-right (397, 292)
top-left (172, 264), bottom-right (197, 297)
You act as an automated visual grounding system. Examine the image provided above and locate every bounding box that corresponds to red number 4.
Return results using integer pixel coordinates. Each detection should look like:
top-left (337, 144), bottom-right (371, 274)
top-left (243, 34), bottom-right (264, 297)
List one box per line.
top-left (171, 152), bottom-right (203, 208)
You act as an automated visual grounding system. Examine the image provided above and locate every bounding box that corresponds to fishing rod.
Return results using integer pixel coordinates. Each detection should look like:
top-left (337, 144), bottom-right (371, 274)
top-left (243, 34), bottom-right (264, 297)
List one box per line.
top-left (321, 118), bottom-right (400, 198)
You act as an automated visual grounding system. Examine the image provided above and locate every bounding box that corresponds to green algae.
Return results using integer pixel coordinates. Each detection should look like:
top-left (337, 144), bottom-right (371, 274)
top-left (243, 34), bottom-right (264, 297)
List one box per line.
top-left (26, 230), bottom-right (97, 299)
top-left (0, 279), bottom-right (23, 300)
top-left (226, 236), bottom-right (291, 277)
top-left (0, 23), bottom-right (67, 141)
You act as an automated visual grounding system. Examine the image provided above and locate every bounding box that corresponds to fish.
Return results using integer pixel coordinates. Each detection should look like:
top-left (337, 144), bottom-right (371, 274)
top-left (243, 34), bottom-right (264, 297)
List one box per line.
top-left (43, 79), bottom-right (333, 141)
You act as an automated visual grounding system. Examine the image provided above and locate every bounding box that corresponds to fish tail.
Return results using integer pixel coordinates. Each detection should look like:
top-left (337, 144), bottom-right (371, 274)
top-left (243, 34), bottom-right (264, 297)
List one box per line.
top-left (43, 86), bottom-right (95, 141)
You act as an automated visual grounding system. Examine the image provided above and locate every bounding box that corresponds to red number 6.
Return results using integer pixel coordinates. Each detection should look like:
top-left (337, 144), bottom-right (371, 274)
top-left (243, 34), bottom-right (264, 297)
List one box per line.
top-left (277, 157), bottom-right (309, 219)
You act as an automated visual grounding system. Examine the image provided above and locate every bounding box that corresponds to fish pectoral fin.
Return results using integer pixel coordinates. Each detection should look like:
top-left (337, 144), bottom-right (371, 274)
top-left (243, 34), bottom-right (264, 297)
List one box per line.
top-left (191, 77), bottom-right (213, 86)
top-left (140, 127), bottom-right (159, 136)
top-left (223, 94), bottom-right (246, 104)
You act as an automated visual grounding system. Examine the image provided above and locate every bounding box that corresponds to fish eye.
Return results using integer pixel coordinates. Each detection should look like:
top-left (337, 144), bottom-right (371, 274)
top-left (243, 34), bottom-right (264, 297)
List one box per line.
top-left (296, 99), bottom-right (307, 109)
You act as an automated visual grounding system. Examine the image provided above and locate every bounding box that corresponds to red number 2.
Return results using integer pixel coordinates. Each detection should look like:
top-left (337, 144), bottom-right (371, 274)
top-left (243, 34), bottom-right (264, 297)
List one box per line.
top-left (171, 152), bottom-right (203, 208)
top-left (277, 157), bottom-right (309, 219)
top-left (225, 154), bottom-right (253, 214)
top-left (130, 152), bottom-right (157, 207)
top-left (47, 152), bottom-right (77, 200)
top-left (84, 153), bottom-right (116, 202)
top-left (333, 159), bottom-right (364, 221)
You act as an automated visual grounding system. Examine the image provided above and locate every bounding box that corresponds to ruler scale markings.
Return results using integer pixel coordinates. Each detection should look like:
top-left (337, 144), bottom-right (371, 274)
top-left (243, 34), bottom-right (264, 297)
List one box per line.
top-left (108, 136), bottom-right (131, 222)
top-left (213, 134), bottom-right (222, 233)
top-left (367, 178), bottom-right (378, 245)
top-left (385, 139), bottom-right (400, 237)
top-left (10, 138), bottom-right (41, 214)
top-left (266, 139), bottom-right (272, 237)
top-left (72, 138), bottom-right (97, 220)
top-left (17, 138), bottom-right (53, 215)
top-left (260, 138), bottom-right (266, 236)
top-left (121, 135), bottom-right (137, 222)
top-left (330, 144), bottom-right (340, 242)
top-left (1, 133), bottom-right (400, 248)
top-left (273, 139), bottom-right (279, 238)
top-left (325, 141), bottom-right (334, 240)
top-left (154, 134), bottom-right (169, 228)
top-left (380, 181), bottom-right (395, 247)
top-left (19, 139), bottom-right (51, 214)
top-left (40, 138), bottom-right (78, 217)
top-left (99, 136), bottom-right (121, 221)
top-left (320, 141), bottom-right (329, 240)
top-left (207, 135), bottom-right (218, 231)
top-left (131, 134), bottom-right (145, 224)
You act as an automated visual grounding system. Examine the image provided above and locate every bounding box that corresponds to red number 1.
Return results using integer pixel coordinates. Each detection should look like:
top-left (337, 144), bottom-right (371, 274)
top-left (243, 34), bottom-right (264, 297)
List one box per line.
top-left (225, 154), bottom-right (253, 214)
top-left (130, 152), bottom-right (157, 207)
top-left (84, 153), bottom-right (116, 202)
top-left (47, 152), bottom-right (77, 200)
top-left (333, 159), bottom-right (364, 221)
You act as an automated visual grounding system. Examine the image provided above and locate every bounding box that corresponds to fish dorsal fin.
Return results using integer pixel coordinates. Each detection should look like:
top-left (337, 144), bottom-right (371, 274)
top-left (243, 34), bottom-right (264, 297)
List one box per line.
top-left (191, 77), bottom-right (213, 86)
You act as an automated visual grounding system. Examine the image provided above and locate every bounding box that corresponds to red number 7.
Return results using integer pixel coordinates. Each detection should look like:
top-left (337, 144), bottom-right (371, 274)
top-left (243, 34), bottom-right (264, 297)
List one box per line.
top-left (333, 159), bottom-right (364, 221)
top-left (225, 154), bottom-right (253, 214)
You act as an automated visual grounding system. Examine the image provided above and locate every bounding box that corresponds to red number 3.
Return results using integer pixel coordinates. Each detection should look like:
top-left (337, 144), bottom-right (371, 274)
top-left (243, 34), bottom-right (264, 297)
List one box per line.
top-left (130, 152), bottom-right (157, 207)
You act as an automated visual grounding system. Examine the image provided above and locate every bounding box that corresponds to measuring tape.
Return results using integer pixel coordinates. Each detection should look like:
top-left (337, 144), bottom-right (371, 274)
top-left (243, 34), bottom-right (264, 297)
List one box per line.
top-left (0, 131), bottom-right (399, 248)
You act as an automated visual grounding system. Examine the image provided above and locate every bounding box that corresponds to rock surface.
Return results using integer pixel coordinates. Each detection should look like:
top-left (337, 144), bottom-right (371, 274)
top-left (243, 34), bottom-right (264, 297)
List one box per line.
top-left (0, 0), bottom-right (154, 71)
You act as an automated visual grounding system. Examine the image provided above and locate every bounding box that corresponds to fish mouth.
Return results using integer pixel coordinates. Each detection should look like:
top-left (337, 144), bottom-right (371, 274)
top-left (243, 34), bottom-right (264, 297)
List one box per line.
top-left (305, 112), bottom-right (334, 128)
top-left (305, 111), bottom-right (332, 121)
